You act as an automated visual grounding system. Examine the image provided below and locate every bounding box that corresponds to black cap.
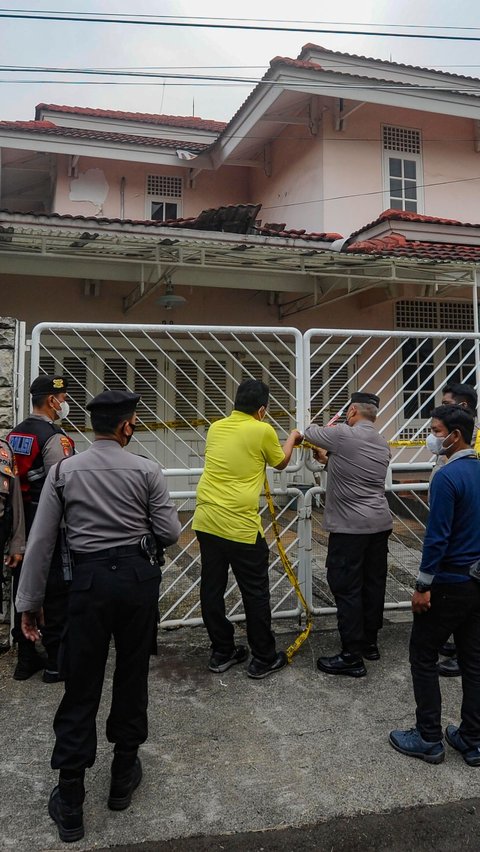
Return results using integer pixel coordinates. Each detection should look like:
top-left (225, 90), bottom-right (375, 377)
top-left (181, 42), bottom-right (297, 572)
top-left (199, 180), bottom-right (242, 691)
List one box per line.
top-left (350, 391), bottom-right (380, 408)
top-left (30, 375), bottom-right (68, 396)
top-left (86, 390), bottom-right (141, 412)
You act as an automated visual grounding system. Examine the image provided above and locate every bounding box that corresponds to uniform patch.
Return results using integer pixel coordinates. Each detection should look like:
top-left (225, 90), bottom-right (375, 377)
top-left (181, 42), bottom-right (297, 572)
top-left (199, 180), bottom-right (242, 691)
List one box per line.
top-left (60, 435), bottom-right (72, 456)
top-left (8, 434), bottom-right (34, 455)
top-left (2, 465), bottom-right (12, 476)
top-left (0, 447), bottom-right (9, 459)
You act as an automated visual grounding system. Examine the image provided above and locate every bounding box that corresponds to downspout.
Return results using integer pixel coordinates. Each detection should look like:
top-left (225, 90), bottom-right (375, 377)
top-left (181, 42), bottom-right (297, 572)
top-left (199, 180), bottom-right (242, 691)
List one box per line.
top-left (120, 176), bottom-right (126, 219)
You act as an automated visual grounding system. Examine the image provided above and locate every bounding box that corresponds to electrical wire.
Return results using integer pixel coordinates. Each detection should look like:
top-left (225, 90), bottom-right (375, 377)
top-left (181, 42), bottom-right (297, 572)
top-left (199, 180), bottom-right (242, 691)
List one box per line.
top-left (1, 10), bottom-right (480, 41)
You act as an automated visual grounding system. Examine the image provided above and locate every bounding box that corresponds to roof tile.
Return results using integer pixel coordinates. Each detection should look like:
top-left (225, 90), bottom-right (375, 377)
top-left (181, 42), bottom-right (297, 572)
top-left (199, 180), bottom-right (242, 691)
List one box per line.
top-left (35, 103), bottom-right (226, 133)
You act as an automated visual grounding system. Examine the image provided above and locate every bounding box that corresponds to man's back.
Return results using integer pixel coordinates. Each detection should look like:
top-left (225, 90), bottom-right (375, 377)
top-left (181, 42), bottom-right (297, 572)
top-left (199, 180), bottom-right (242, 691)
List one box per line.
top-left (193, 410), bottom-right (285, 543)
top-left (305, 420), bottom-right (391, 534)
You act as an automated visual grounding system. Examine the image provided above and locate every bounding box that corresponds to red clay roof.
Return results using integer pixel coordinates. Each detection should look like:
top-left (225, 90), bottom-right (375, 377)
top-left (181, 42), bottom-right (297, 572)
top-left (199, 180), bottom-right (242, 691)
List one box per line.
top-left (348, 236), bottom-right (480, 262)
top-left (0, 121), bottom-right (208, 152)
top-left (350, 209), bottom-right (480, 237)
top-left (35, 104), bottom-right (226, 133)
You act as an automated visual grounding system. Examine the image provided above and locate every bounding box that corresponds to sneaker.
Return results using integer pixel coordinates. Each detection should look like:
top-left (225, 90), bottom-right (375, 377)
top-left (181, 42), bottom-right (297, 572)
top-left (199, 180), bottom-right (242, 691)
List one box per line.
top-left (247, 651), bottom-right (288, 679)
top-left (438, 657), bottom-right (461, 677)
top-left (445, 725), bottom-right (480, 767)
top-left (439, 641), bottom-right (457, 658)
top-left (389, 728), bottom-right (445, 764)
top-left (317, 652), bottom-right (367, 678)
top-left (362, 644), bottom-right (380, 661)
top-left (208, 645), bottom-right (248, 673)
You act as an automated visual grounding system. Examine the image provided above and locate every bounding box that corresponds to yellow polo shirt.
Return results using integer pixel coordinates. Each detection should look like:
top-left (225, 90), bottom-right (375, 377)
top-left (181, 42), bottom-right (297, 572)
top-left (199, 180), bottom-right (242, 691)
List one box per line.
top-left (192, 410), bottom-right (286, 543)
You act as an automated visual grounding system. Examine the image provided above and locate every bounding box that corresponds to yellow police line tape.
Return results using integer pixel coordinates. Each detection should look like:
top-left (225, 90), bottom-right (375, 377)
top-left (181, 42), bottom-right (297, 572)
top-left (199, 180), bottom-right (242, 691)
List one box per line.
top-left (264, 477), bottom-right (313, 663)
top-left (302, 439), bottom-right (426, 449)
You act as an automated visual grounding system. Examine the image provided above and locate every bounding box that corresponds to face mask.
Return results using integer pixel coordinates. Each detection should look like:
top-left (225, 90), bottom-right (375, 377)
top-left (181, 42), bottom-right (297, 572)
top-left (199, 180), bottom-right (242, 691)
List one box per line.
top-left (53, 399), bottom-right (69, 420)
top-left (124, 422), bottom-right (136, 445)
top-left (426, 431), bottom-right (452, 455)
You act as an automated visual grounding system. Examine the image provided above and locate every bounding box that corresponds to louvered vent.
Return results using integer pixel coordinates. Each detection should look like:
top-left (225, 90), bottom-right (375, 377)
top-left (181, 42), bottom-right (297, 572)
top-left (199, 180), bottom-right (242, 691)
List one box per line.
top-left (396, 300), bottom-right (473, 331)
top-left (146, 175), bottom-right (183, 197)
top-left (328, 362), bottom-right (350, 413)
top-left (310, 360), bottom-right (352, 424)
top-left (241, 359), bottom-right (263, 381)
top-left (63, 357), bottom-right (87, 427)
top-left (175, 359), bottom-right (198, 423)
top-left (134, 358), bottom-right (158, 421)
top-left (104, 358), bottom-right (128, 390)
top-left (383, 125), bottom-right (421, 154)
top-left (204, 359), bottom-right (227, 421)
top-left (268, 360), bottom-right (291, 429)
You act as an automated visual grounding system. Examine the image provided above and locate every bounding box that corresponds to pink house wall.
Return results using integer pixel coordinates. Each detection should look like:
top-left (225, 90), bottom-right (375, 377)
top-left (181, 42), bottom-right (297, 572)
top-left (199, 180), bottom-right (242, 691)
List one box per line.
top-left (54, 155), bottom-right (250, 219)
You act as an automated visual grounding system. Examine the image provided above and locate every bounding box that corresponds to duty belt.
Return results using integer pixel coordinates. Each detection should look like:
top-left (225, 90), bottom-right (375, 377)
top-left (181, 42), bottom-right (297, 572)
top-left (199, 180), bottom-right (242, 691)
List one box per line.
top-left (71, 544), bottom-right (142, 563)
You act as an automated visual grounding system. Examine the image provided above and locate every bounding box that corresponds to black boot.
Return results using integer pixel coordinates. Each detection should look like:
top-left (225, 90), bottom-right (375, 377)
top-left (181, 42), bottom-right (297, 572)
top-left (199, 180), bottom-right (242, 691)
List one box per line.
top-left (48, 774), bottom-right (85, 843)
top-left (108, 749), bottom-right (142, 811)
top-left (317, 650), bottom-right (367, 678)
top-left (13, 641), bottom-right (45, 680)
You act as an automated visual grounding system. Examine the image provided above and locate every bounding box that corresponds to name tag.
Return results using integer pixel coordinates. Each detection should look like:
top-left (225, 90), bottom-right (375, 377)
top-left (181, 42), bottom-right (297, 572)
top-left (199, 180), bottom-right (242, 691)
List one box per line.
top-left (8, 434), bottom-right (34, 455)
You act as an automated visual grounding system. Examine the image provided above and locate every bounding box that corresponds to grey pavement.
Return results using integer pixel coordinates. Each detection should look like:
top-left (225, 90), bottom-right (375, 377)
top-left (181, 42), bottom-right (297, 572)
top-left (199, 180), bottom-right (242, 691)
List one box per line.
top-left (1, 614), bottom-right (479, 852)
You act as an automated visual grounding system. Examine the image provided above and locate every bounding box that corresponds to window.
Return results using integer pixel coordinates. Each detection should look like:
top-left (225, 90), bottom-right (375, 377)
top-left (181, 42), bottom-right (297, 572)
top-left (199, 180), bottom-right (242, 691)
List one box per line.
top-left (383, 126), bottom-right (422, 213)
top-left (146, 175), bottom-right (182, 221)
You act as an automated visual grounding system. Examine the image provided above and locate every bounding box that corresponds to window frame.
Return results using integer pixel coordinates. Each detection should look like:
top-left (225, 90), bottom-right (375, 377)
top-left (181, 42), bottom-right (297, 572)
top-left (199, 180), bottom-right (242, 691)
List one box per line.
top-left (145, 175), bottom-right (183, 222)
top-left (382, 125), bottom-right (424, 214)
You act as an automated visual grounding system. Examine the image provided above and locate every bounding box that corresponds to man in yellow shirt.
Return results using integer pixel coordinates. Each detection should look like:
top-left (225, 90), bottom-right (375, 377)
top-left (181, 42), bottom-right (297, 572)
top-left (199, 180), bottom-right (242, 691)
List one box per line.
top-left (193, 379), bottom-right (302, 679)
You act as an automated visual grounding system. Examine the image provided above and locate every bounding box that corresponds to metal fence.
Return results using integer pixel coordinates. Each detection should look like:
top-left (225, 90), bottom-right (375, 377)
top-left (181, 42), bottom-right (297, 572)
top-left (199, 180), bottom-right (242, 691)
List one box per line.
top-left (28, 322), bottom-right (479, 625)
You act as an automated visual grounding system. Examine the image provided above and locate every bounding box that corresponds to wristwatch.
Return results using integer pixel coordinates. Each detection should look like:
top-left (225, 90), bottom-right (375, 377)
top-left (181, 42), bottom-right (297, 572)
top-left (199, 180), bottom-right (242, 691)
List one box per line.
top-left (415, 581), bottom-right (432, 593)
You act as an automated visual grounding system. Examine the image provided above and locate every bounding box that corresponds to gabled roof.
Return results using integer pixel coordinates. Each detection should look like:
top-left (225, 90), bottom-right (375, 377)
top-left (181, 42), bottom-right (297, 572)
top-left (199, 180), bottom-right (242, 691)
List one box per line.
top-left (299, 43), bottom-right (480, 85)
top-left (35, 104), bottom-right (227, 133)
top-left (0, 120), bottom-right (209, 152)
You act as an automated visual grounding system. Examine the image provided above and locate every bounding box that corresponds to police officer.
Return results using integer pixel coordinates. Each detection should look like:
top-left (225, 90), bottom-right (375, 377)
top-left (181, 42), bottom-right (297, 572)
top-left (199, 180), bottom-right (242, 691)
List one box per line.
top-left (0, 437), bottom-right (25, 620)
top-left (15, 390), bottom-right (180, 843)
top-left (8, 375), bottom-right (75, 681)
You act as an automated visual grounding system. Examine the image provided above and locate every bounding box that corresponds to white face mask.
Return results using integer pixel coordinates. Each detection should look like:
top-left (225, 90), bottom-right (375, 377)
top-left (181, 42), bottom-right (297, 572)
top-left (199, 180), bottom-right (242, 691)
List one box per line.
top-left (426, 431), bottom-right (452, 456)
top-left (54, 400), bottom-right (70, 421)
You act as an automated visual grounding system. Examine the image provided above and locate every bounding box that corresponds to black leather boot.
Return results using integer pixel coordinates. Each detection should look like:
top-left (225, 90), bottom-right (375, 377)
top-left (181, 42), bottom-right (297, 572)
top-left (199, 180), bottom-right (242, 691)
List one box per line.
top-left (48, 774), bottom-right (85, 843)
top-left (317, 650), bottom-right (367, 678)
top-left (13, 641), bottom-right (45, 680)
top-left (108, 750), bottom-right (142, 811)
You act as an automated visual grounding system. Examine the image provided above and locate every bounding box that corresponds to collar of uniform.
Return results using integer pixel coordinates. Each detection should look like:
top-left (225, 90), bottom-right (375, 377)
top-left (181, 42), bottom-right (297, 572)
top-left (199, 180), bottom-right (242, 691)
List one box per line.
top-left (29, 413), bottom-right (55, 424)
top-left (447, 448), bottom-right (477, 463)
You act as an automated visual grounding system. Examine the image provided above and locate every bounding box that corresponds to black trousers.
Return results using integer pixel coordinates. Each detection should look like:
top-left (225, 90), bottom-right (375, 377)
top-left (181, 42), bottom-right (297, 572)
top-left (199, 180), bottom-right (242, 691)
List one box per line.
top-left (410, 580), bottom-right (480, 745)
top-left (12, 503), bottom-right (68, 667)
top-left (326, 530), bottom-right (391, 653)
top-left (51, 551), bottom-right (161, 773)
top-left (197, 531), bottom-right (277, 664)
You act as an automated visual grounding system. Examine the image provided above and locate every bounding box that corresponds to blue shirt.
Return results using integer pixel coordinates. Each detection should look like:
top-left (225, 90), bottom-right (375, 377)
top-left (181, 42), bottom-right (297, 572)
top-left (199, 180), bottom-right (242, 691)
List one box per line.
top-left (418, 450), bottom-right (480, 585)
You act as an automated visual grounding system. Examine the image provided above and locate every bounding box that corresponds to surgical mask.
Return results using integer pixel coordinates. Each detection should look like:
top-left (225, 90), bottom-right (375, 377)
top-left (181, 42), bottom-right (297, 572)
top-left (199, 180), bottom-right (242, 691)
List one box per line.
top-left (426, 432), bottom-right (452, 456)
top-left (53, 400), bottom-right (70, 420)
top-left (124, 422), bottom-right (136, 445)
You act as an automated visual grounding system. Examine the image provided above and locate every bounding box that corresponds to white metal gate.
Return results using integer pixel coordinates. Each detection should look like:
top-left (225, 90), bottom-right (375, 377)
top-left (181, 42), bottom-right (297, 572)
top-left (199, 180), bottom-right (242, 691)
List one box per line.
top-left (28, 322), bottom-right (480, 625)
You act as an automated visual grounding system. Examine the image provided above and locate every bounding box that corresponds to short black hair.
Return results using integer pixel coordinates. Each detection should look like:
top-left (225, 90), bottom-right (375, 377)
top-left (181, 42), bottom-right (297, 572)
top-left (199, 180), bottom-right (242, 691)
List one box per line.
top-left (90, 408), bottom-right (135, 436)
top-left (442, 382), bottom-right (477, 414)
top-left (431, 404), bottom-right (475, 444)
top-left (234, 379), bottom-right (269, 414)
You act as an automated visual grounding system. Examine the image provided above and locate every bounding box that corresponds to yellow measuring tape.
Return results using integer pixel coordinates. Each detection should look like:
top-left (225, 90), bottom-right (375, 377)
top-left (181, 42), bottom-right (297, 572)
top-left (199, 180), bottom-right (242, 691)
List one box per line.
top-left (264, 476), bottom-right (313, 663)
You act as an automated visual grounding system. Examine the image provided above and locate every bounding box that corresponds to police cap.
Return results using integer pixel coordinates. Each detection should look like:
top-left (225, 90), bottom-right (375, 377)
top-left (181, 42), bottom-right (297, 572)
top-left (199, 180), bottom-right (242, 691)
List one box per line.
top-left (30, 375), bottom-right (69, 396)
top-left (350, 391), bottom-right (380, 408)
top-left (86, 390), bottom-right (141, 413)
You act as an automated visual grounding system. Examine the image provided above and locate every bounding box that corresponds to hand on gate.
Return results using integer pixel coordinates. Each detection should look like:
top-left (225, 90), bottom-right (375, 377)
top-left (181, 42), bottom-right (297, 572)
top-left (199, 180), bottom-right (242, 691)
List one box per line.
top-left (4, 553), bottom-right (23, 569)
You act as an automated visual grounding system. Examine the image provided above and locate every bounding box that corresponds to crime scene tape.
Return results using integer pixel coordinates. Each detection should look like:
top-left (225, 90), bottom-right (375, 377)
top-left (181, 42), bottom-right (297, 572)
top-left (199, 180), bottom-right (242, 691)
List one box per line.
top-left (264, 477), bottom-right (312, 663)
top-left (302, 439), bottom-right (426, 450)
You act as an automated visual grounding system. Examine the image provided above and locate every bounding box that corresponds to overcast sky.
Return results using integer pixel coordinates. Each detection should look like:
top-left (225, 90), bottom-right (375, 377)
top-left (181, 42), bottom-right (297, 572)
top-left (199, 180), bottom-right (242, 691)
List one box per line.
top-left (1, 0), bottom-right (480, 122)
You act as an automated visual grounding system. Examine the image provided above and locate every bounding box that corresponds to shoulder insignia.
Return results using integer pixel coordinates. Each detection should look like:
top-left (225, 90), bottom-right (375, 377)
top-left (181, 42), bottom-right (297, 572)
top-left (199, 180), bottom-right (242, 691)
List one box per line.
top-left (60, 435), bottom-right (72, 456)
top-left (8, 434), bottom-right (34, 455)
top-left (0, 447), bottom-right (10, 459)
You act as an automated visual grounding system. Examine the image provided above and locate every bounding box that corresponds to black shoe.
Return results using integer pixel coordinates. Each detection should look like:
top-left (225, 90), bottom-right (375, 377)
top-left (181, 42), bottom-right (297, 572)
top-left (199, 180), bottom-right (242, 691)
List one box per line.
top-left (362, 644), bottom-right (380, 661)
top-left (247, 651), bottom-right (288, 679)
top-left (42, 668), bottom-right (65, 684)
top-left (48, 778), bottom-right (85, 843)
top-left (108, 755), bottom-right (142, 811)
top-left (13, 653), bottom-right (45, 681)
top-left (445, 725), bottom-right (480, 767)
top-left (208, 645), bottom-right (248, 673)
top-left (439, 657), bottom-right (461, 677)
top-left (440, 641), bottom-right (457, 658)
top-left (317, 652), bottom-right (367, 678)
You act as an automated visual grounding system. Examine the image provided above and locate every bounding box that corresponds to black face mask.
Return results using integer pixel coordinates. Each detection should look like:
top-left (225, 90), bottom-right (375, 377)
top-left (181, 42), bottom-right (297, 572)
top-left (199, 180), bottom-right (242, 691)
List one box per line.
top-left (124, 421), bottom-right (136, 445)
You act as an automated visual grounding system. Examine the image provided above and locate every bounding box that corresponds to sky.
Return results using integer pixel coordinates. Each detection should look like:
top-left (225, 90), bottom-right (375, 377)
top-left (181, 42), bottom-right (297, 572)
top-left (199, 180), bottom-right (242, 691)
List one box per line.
top-left (1, 0), bottom-right (480, 122)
